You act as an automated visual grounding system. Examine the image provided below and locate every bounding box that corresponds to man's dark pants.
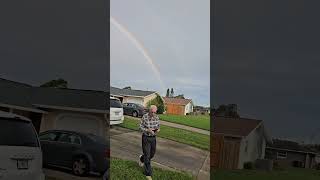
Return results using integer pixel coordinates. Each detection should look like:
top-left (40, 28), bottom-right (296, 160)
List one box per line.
top-left (140, 134), bottom-right (156, 176)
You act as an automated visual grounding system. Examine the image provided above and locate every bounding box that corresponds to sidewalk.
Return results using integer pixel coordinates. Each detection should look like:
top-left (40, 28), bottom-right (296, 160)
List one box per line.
top-left (110, 126), bottom-right (210, 179)
top-left (126, 116), bottom-right (210, 135)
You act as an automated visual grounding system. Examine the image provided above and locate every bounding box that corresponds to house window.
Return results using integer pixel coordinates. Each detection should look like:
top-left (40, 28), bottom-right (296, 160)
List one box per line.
top-left (277, 151), bottom-right (287, 159)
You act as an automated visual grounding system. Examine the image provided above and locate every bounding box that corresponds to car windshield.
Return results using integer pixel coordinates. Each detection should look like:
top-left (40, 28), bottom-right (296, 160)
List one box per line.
top-left (110, 99), bottom-right (122, 108)
top-left (0, 118), bottom-right (39, 147)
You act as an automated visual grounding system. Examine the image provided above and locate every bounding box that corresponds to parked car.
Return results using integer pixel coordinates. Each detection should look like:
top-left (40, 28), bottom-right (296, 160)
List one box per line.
top-left (110, 97), bottom-right (124, 125)
top-left (0, 111), bottom-right (45, 180)
top-left (39, 130), bottom-right (110, 177)
top-left (123, 103), bottom-right (148, 117)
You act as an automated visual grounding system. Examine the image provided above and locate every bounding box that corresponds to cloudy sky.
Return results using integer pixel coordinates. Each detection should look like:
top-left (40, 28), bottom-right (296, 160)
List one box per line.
top-left (212, 0), bottom-right (320, 143)
top-left (0, 0), bottom-right (108, 91)
top-left (111, 0), bottom-right (210, 106)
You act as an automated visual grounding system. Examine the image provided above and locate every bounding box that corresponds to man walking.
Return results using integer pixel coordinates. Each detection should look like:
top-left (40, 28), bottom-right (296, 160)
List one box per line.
top-left (139, 105), bottom-right (160, 180)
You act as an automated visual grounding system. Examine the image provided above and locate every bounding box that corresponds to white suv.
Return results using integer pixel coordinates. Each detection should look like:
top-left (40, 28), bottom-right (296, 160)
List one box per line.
top-left (0, 111), bottom-right (44, 180)
top-left (110, 97), bottom-right (124, 125)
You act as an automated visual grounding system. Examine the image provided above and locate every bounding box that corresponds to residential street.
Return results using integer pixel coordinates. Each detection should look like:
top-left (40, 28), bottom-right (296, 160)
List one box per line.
top-left (110, 126), bottom-right (210, 179)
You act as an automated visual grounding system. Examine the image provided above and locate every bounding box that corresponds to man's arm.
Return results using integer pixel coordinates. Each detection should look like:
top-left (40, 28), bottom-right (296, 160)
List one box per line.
top-left (155, 115), bottom-right (161, 133)
top-left (139, 116), bottom-right (148, 132)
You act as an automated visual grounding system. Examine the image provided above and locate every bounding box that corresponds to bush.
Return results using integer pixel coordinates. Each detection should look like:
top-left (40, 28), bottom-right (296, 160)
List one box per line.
top-left (273, 161), bottom-right (286, 171)
top-left (147, 95), bottom-right (166, 114)
top-left (243, 162), bottom-right (254, 170)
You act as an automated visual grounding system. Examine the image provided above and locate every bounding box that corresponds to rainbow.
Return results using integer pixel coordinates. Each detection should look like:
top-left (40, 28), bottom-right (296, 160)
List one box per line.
top-left (110, 17), bottom-right (166, 91)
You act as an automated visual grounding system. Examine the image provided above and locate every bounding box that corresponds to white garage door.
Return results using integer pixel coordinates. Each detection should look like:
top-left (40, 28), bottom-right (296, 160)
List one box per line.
top-left (55, 114), bottom-right (103, 136)
top-left (123, 97), bottom-right (144, 106)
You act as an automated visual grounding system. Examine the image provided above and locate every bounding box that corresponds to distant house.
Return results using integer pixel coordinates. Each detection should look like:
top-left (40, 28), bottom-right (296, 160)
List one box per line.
top-left (193, 106), bottom-right (210, 114)
top-left (265, 139), bottom-right (317, 169)
top-left (212, 116), bottom-right (270, 169)
top-left (163, 97), bottom-right (193, 115)
top-left (0, 78), bottom-right (108, 138)
top-left (110, 86), bottom-right (158, 107)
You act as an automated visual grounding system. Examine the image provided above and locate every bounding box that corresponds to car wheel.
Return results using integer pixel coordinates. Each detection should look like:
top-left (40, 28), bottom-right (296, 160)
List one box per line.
top-left (132, 111), bottom-right (138, 117)
top-left (72, 157), bottom-right (89, 176)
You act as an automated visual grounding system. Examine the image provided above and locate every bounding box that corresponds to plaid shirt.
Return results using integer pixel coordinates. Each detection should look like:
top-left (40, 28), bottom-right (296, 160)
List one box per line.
top-left (139, 113), bottom-right (160, 136)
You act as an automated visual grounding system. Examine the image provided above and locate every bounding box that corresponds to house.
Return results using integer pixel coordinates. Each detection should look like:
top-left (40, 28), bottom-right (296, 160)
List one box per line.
top-left (265, 139), bottom-right (317, 169)
top-left (163, 97), bottom-right (193, 115)
top-left (0, 78), bottom-right (108, 138)
top-left (193, 106), bottom-right (210, 115)
top-left (211, 116), bottom-right (270, 169)
top-left (110, 86), bottom-right (158, 107)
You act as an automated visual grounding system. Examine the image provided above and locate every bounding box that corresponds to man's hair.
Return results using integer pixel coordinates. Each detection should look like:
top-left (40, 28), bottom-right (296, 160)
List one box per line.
top-left (150, 105), bottom-right (157, 111)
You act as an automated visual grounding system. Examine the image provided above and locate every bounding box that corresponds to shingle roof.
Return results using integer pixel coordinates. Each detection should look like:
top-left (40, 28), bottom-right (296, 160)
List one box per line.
top-left (163, 97), bottom-right (192, 106)
top-left (31, 87), bottom-right (108, 111)
top-left (110, 86), bottom-right (155, 97)
top-left (0, 78), bottom-right (108, 111)
top-left (0, 78), bottom-right (34, 108)
top-left (213, 116), bottom-right (262, 137)
top-left (267, 139), bottom-right (316, 153)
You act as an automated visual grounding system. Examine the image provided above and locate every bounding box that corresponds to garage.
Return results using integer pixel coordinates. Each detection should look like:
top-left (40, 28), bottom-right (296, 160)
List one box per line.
top-left (55, 113), bottom-right (104, 137)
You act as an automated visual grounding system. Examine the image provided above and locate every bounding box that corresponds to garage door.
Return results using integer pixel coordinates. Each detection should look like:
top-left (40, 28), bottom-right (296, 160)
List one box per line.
top-left (55, 114), bottom-right (103, 136)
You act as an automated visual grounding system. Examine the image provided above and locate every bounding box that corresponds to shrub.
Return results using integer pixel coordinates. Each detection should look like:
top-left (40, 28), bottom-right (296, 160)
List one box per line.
top-left (146, 95), bottom-right (165, 114)
top-left (243, 162), bottom-right (254, 170)
top-left (273, 161), bottom-right (286, 171)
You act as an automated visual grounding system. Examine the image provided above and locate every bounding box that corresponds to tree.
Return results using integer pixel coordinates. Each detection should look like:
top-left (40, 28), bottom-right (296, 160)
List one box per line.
top-left (214, 104), bottom-right (240, 118)
top-left (170, 88), bottom-right (174, 97)
top-left (123, 86), bottom-right (131, 90)
top-left (147, 95), bottom-right (165, 114)
top-left (166, 88), bottom-right (170, 97)
top-left (40, 78), bottom-right (68, 88)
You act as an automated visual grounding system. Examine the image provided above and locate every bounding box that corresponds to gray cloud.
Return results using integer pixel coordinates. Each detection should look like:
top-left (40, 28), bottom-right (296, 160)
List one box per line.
top-left (0, 0), bottom-right (108, 91)
top-left (111, 0), bottom-right (210, 106)
top-left (212, 0), bottom-right (320, 143)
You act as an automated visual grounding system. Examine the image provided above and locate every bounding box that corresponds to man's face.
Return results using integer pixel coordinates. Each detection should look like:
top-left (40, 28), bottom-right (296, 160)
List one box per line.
top-left (150, 106), bottom-right (157, 115)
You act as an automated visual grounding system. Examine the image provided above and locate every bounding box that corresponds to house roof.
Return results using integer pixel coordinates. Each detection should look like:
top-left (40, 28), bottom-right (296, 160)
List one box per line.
top-left (0, 78), bottom-right (34, 108)
top-left (31, 87), bottom-right (108, 111)
top-left (213, 116), bottom-right (263, 137)
top-left (0, 78), bottom-right (108, 112)
top-left (267, 139), bottom-right (317, 154)
top-left (110, 86), bottom-right (156, 97)
top-left (163, 97), bottom-right (192, 106)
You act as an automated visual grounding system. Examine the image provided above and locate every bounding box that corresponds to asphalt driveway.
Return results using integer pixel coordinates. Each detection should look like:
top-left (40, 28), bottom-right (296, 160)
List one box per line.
top-left (110, 126), bottom-right (210, 179)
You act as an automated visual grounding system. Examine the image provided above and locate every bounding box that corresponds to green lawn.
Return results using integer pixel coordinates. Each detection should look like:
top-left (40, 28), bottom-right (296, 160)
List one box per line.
top-left (213, 169), bottom-right (320, 180)
top-left (120, 117), bottom-right (210, 151)
top-left (159, 114), bottom-right (210, 131)
top-left (111, 158), bottom-right (193, 180)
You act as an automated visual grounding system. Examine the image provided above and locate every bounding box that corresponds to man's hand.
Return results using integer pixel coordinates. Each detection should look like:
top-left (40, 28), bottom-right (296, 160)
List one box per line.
top-left (147, 128), bottom-right (155, 135)
top-left (155, 129), bottom-right (160, 133)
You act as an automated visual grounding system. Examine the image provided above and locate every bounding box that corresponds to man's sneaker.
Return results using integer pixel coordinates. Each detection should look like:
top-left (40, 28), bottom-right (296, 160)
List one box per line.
top-left (146, 176), bottom-right (152, 180)
top-left (139, 155), bottom-right (144, 167)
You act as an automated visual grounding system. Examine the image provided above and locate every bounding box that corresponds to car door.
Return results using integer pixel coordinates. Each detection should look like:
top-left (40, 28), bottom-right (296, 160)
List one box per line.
top-left (127, 103), bottom-right (134, 115)
top-left (55, 133), bottom-right (82, 168)
top-left (39, 131), bottom-right (60, 166)
top-left (123, 103), bottom-right (129, 115)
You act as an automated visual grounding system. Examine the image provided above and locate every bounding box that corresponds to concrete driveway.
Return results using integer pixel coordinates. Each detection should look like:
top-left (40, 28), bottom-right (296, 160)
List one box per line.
top-left (110, 126), bottom-right (210, 179)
